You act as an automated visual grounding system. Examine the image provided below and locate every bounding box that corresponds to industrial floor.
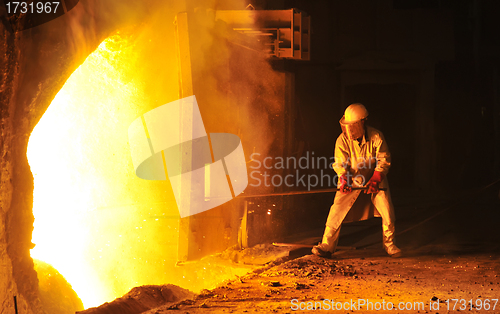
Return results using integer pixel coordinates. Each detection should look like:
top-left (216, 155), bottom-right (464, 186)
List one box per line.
top-left (78, 186), bottom-right (500, 314)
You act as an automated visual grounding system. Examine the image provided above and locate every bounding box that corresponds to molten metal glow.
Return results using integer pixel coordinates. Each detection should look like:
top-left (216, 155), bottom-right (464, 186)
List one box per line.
top-left (28, 31), bottom-right (253, 310)
top-left (28, 33), bottom-right (179, 308)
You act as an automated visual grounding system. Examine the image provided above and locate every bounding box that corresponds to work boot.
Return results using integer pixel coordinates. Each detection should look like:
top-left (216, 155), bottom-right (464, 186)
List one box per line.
top-left (311, 226), bottom-right (339, 258)
top-left (382, 223), bottom-right (402, 257)
top-left (312, 244), bottom-right (332, 258)
top-left (385, 244), bottom-right (402, 257)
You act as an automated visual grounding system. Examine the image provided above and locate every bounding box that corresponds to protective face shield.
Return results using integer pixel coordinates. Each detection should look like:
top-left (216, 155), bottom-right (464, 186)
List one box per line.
top-left (340, 117), bottom-right (365, 140)
top-left (340, 103), bottom-right (368, 140)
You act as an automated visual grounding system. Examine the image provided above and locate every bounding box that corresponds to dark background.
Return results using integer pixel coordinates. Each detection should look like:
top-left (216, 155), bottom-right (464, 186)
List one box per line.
top-left (242, 0), bottom-right (500, 239)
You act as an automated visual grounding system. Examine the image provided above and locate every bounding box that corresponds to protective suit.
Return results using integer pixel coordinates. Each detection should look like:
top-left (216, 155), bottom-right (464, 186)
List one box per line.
top-left (312, 104), bottom-right (401, 258)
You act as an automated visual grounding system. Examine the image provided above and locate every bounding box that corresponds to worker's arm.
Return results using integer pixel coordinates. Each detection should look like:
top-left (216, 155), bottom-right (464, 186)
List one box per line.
top-left (374, 131), bottom-right (391, 176)
top-left (333, 135), bottom-right (353, 193)
top-left (365, 131), bottom-right (391, 194)
top-left (332, 135), bottom-right (351, 177)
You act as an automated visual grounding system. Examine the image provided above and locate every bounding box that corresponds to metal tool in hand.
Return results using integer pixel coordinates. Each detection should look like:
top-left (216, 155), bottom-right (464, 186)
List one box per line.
top-left (238, 186), bottom-right (387, 198)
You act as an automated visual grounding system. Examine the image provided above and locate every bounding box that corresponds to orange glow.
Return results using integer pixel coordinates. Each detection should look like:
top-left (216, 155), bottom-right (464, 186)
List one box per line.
top-left (27, 33), bottom-right (181, 308)
top-left (28, 29), bottom-right (254, 309)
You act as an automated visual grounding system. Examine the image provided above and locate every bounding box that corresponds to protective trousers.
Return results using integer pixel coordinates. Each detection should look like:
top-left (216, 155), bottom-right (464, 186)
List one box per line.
top-left (320, 189), bottom-right (397, 254)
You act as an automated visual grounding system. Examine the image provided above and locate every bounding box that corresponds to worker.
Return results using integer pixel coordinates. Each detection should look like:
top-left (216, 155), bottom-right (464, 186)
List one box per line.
top-left (312, 103), bottom-right (402, 258)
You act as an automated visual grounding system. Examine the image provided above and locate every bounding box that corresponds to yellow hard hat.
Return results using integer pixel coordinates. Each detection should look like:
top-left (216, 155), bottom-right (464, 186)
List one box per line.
top-left (344, 103), bottom-right (368, 123)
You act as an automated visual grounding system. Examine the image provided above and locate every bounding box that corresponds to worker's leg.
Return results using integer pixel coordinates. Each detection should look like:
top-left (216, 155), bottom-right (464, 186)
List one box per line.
top-left (372, 188), bottom-right (401, 257)
top-left (312, 225), bottom-right (341, 257)
top-left (312, 192), bottom-right (358, 257)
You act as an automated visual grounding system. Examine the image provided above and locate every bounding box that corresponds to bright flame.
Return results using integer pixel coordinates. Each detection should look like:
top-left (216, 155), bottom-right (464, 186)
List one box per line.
top-left (27, 29), bottom-right (253, 310)
top-left (28, 33), bottom-right (180, 308)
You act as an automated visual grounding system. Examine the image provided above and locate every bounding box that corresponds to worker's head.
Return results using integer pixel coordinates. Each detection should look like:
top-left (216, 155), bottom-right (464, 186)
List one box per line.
top-left (339, 103), bottom-right (368, 140)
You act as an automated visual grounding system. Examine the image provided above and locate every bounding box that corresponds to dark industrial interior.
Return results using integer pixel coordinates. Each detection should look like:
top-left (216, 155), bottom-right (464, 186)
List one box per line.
top-left (1, 0), bottom-right (500, 313)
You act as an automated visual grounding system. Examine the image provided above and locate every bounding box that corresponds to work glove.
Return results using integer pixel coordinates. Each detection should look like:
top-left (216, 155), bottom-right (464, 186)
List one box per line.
top-left (365, 171), bottom-right (384, 194)
top-left (338, 174), bottom-right (352, 194)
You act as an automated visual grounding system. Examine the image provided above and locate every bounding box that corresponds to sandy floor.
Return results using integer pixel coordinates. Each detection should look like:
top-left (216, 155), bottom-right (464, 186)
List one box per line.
top-left (79, 188), bottom-right (500, 314)
top-left (143, 249), bottom-right (500, 313)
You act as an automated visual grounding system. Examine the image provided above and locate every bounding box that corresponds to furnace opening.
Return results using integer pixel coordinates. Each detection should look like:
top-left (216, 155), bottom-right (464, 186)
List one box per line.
top-left (27, 33), bottom-right (174, 308)
top-left (27, 26), bottom-right (260, 310)
top-left (26, 4), bottom-right (295, 308)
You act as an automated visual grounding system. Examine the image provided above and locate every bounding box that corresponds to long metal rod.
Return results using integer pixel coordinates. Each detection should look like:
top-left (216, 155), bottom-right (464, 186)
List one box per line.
top-left (238, 187), bottom-right (387, 198)
top-left (14, 296), bottom-right (18, 314)
top-left (273, 242), bottom-right (356, 250)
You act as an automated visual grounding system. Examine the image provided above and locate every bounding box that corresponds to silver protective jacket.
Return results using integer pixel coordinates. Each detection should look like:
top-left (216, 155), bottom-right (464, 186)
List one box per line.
top-left (326, 126), bottom-right (395, 228)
